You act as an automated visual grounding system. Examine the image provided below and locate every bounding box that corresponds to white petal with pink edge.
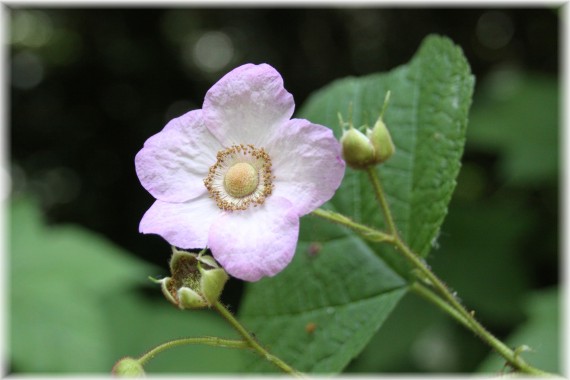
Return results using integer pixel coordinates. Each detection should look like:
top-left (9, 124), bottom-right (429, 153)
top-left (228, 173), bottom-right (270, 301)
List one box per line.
top-left (135, 110), bottom-right (222, 203)
top-left (266, 118), bottom-right (345, 216)
top-left (203, 64), bottom-right (294, 147)
top-left (140, 194), bottom-right (221, 249)
top-left (208, 196), bottom-right (300, 282)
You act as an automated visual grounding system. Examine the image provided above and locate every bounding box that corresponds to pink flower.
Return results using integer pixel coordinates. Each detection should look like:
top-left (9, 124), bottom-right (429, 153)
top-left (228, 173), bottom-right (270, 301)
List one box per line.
top-left (135, 63), bottom-right (345, 281)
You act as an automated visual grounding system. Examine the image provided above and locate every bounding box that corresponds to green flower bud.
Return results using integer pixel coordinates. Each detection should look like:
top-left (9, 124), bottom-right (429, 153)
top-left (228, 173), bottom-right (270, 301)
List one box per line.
top-left (199, 264), bottom-right (229, 305)
top-left (112, 357), bottom-right (145, 377)
top-left (177, 286), bottom-right (208, 309)
top-left (367, 117), bottom-right (395, 164)
top-left (155, 247), bottom-right (228, 309)
top-left (157, 277), bottom-right (178, 306)
top-left (340, 127), bottom-right (376, 169)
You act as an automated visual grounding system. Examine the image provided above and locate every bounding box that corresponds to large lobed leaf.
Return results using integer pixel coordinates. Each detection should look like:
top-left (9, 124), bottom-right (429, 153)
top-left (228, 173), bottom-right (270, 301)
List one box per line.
top-left (300, 34), bottom-right (475, 268)
top-left (239, 35), bottom-right (474, 373)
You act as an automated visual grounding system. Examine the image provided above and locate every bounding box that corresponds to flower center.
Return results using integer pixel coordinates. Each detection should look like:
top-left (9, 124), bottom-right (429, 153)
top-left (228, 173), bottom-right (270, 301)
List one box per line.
top-left (204, 144), bottom-right (274, 211)
top-left (224, 162), bottom-right (259, 198)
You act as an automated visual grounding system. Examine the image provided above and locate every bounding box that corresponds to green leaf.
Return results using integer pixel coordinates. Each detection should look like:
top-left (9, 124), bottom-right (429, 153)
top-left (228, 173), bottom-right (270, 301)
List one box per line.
top-left (239, 35), bottom-right (474, 373)
top-left (302, 34), bottom-right (474, 275)
top-left (346, 292), bottom-right (448, 373)
top-left (241, 229), bottom-right (407, 373)
top-left (9, 196), bottom-right (153, 372)
top-left (9, 196), bottom-right (245, 373)
top-left (477, 287), bottom-right (560, 374)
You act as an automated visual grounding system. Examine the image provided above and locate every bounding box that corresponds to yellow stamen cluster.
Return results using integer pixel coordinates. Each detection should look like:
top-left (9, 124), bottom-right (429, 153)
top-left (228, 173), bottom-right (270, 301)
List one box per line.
top-left (204, 144), bottom-right (274, 211)
top-left (224, 162), bottom-right (259, 198)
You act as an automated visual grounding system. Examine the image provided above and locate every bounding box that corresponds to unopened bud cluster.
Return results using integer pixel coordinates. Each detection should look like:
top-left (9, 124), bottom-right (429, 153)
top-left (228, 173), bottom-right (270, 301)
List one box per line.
top-left (153, 247), bottom-right (229, 309)
top-left (340, 117), bottom-right (395, 169)
top-left (340, 93), bottom-right (395, 169)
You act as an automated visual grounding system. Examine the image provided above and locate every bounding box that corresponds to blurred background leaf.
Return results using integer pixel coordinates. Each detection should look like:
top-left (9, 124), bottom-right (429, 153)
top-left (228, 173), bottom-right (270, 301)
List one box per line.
top-left (9, 196), bottom-right (245, 373)
top-left (477, 287), bottom-right (560, 373)
top-left (467, 72), bottom-right (558, 186)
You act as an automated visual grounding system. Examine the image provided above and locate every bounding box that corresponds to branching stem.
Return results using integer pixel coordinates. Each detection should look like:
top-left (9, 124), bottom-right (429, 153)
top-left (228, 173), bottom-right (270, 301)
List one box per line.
top-left (135, 305), bottom-right (304, 377)
top-left (311, 208), bottom-right (394, 243)
top-left (213, 301), bottom-right (305, 378)
top-left (311, 168), bottom-right (556, 376)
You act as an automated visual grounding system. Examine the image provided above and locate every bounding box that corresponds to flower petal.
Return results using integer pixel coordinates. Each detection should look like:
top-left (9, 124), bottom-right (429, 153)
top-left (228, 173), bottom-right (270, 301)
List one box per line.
top-left (203, 63), bottom-right (295, 147)
top-left (266, 118), bottom-right (346, 216)
top-left (208, 196), bottom-right (299, 281)
top-left (135, 110), bottom-right (222, 203)
top-left (140, 194), bottom-right (221, 249)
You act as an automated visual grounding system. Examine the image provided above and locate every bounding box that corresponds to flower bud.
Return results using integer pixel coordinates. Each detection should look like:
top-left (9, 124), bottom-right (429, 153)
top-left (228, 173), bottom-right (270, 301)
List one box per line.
top-left (154, 277), bottom-right (178, 306)
top-left (199, 263), bottom-right (229, 305)
top-left (155, 248), bottom-right (228, 309)
top-left (340, 127), bottom-right (376, 169)
top-left (112, 357), bottom-right (145, 377)
top-left (177, 286), bottom-right (208, 309)
top-left (367, 117), bottom-right (395, 164)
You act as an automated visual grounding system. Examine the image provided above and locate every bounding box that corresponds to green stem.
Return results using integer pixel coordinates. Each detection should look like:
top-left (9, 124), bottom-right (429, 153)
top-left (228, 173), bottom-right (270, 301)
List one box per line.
top-left (411, 282), bottom-right (552, 376)
top-left (410, 282), bottom-right (471, 330)
top-left (411, 249), bottom-right (551, 375)
top-left (213, 301), bottom-right (305, 378)
top-left (365, 168), bottom-right (553, 375)
top-left (366, 167), bottom-right (398, 235)
top-left (137, 337), bottom-right (249, 367)
top-left (311, 208), bottom-right (394, 243)
top-left (311, 168), bottom-right (556, 376)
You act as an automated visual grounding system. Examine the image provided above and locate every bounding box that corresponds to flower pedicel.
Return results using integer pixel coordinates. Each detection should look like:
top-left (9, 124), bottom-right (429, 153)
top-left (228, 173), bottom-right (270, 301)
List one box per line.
top-left (135, 63), bottom-right (345, 281)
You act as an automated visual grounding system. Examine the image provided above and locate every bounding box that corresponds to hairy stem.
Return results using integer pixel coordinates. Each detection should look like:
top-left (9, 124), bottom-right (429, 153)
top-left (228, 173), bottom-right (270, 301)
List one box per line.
top-left (213, 301), bottom-right (305, 377)
top-left (311, 208), bottom-right (394, 243)
top-left (366, 167), bottom-right (398, 235)
top-left (410, 282), bottom-right (471, 329)
top-left (137, 337), bottom-right (249, 367)
top-left (411, 279), bottom-right (552, 375)
top-left (365, 168), bottom-right (554, 376)
top-left (311, 168), bottom-right (556, 376)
